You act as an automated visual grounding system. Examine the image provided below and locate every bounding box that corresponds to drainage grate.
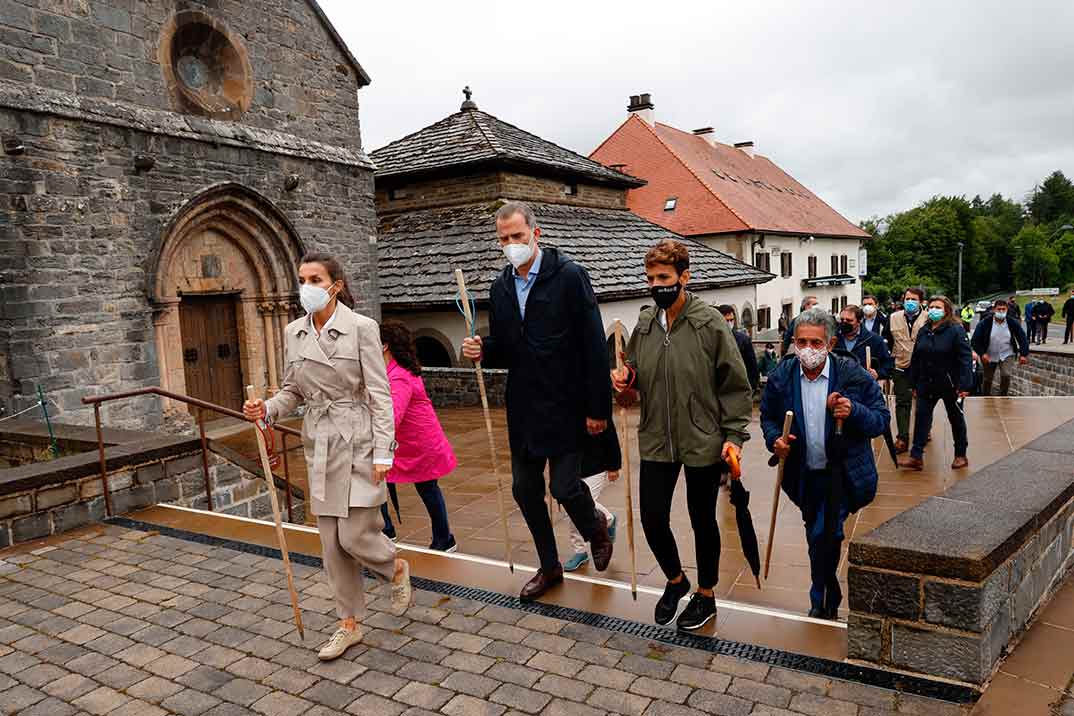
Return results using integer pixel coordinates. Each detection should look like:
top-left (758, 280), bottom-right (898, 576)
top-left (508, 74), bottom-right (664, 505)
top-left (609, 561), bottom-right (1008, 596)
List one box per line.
top-left (106, 516), bottom-right (979, 705)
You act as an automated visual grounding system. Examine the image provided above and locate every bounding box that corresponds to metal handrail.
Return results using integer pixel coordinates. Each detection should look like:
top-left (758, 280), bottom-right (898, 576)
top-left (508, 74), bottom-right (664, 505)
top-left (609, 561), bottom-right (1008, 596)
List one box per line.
top-left (82, 386), bottom-right (300, 521)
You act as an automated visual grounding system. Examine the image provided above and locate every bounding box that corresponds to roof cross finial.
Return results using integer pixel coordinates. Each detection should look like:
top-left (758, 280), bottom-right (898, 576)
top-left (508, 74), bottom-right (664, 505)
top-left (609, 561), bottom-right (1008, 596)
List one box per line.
top-left (461, 85), bottom-right (478, 111)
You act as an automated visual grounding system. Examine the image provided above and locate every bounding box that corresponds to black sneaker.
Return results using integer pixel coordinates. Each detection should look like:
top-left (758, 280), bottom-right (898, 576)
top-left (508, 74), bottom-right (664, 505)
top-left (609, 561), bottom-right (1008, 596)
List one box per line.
top-left (654, 576), bottom-right (691, 625)
top-left (676, 593), bottom-right (717, 631)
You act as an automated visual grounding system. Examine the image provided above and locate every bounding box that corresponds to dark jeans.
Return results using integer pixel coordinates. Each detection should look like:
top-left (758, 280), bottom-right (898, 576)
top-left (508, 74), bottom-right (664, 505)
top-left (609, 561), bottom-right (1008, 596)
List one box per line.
top-left (801, 469), bottom-right (848, 613)
top-left (639, 460), bottom-right (721, 589)
top-left (511, 448), bottom-right (598, 572)
top-left (1038, 319), bottom-right (1050, 342)
top-left (911, 390), bottom-right (968, 459)
top-left (381, 480), bottom-right (453, 549)
top-left (1065, 317), bottom-right (1073, 343)
top-left (893, 368), bottom-right (914, 441)
top-left (1027, 318), bottom-right (1038, 342)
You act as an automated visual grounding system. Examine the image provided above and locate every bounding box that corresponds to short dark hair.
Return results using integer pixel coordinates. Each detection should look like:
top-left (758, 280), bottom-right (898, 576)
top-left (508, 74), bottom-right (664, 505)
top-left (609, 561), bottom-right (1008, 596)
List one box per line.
top-left (645, 239), bottom-right (690, 275)
top-left (765, 342), bottom-right (775, 349)
top-left (862, 294), bottom-right (877, 304)
top-left (841, 304), bottom-right (864, 322)
top-left (495, 201), bottom-right (537, 228)
top-left (717, 304), bottom-right (735, 316)
top-left (993, 298), bottom-right (1008, 307)
top-left (904, 286), bottom-right (926, 301)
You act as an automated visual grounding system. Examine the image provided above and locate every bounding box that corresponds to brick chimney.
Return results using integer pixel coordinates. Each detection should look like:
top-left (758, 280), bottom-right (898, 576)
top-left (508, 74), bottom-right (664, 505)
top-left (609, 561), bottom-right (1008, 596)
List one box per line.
top-left (627, 93), bottom-right (654, 125)
top-left (692, 127), bottom-right (717, 147)
top-left (734, 140), bottom-right (755, 159)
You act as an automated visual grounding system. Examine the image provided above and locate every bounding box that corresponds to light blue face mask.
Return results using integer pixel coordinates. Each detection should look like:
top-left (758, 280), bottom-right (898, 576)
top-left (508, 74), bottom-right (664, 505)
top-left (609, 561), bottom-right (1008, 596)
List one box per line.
top-left (904, 299), bottom-right (920, 314)
top-left (927, 308), bottom-right (945, 322)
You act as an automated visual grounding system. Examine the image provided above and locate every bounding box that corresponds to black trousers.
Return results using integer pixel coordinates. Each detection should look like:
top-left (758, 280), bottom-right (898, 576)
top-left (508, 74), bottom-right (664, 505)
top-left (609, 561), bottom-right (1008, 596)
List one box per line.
top-left (1038, 319), bottom-right (1050, 342)
top-left (511, 448), bottom-right (598, 572)
top-left (911, 390), bottom-right (968, 459)
top-left (1065, 317), bottom-right (1073, 343)
top-left (639, 460), bottom-right (721, 589)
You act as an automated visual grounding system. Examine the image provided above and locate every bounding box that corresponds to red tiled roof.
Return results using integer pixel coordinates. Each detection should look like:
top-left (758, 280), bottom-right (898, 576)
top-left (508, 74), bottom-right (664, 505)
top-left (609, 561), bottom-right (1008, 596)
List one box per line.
top-left (590, 115), bottom-right (870, 240)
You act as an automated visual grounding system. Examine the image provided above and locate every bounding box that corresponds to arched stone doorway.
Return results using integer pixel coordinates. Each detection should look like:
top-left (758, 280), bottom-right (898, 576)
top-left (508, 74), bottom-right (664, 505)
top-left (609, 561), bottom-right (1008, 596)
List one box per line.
top-left (150, 183), bottom-right (304, 413)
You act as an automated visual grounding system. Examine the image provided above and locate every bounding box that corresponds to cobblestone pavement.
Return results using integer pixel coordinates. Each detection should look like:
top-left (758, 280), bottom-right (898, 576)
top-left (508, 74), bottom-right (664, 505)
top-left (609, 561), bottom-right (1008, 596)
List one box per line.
top-left (0, 526), bottom-right (968, 716)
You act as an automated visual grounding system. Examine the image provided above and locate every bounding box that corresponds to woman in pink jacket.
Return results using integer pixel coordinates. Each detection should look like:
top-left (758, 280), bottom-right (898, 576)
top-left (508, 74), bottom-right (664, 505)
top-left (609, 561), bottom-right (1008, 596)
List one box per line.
top-left (379, 321), bottom-right (458, 552)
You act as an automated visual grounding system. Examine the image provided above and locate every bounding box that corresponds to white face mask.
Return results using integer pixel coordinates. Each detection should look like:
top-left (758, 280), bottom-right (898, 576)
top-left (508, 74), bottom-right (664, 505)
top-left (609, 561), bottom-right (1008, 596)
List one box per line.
top-left (863, 304), bottom-right (877, 317)
top-left (798, 346), bottom-right (829, 371)
top-left (300, 283), bottom-right (334, 314)
top-left (503, 238), bottom-right (534, 269)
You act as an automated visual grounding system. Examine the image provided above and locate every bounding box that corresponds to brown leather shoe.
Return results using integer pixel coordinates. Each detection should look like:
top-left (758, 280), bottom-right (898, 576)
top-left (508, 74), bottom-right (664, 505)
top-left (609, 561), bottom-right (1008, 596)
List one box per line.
top-left (519, 566), bottom-right (563, 603)
top-left (590, 510), bottom-right (614, 572)
top-left (951, 456), bottom-right (969, 469)
top-left (898, 456), bottom-right (924, 471)
top-left (894, 438), bottom-right (909, 454)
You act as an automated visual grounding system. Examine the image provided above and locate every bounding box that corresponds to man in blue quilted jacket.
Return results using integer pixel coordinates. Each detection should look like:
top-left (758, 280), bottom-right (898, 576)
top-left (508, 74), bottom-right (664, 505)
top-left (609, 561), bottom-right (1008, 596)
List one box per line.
top-left (760, 308), bottom-right (890, 619)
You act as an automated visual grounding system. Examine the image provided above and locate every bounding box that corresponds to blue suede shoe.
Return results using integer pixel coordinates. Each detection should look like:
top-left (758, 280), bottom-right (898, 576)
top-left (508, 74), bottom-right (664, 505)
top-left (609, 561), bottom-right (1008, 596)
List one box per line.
top-left (563, 552), bottom-right (589, 572)
top-left (607, 515), bottom-right (618, 543)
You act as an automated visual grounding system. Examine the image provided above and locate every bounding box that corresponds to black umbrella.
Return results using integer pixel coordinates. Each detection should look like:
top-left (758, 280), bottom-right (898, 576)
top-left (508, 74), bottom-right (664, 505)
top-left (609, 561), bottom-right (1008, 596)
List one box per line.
top-left (881, 424), bottom-right (899, 467)
top-left (726, 452), bottom-right (763, 589)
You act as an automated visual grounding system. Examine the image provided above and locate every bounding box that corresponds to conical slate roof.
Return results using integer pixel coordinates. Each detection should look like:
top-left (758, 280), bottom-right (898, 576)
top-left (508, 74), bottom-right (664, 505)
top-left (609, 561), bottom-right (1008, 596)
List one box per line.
top-left (371, 106), bottom-right (644, 188)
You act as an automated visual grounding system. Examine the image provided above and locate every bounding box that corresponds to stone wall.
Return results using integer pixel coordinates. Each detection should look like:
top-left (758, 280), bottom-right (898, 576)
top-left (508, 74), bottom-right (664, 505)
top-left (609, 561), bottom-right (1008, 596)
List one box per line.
top-left (1007, 347), bottom-right (1074, 396)
top-left (848, 418), bottom-right (1074, 686)
top-left (422, 367), bottom-right (507, 408)
top-left (376, 171), bottom-right (626, 216)
top-left (0, 422), bottom-right (303, 548)
top-left (0, 104), bottom-right (377, 429)
top-left (0, 0), bottom-right (366, 151)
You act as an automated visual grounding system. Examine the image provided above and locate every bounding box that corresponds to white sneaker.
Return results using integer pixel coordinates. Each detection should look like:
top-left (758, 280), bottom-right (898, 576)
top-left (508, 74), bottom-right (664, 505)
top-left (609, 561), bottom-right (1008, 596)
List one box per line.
top-left (390, 559), bottom-right (413, 616)
top-left (318, 626), bottom-right (362, 661)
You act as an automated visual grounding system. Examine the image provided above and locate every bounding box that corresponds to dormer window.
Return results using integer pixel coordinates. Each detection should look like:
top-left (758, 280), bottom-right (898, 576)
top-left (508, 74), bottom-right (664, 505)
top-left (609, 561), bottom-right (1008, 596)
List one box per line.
top-left (664, 197), bottom-right (677, 211)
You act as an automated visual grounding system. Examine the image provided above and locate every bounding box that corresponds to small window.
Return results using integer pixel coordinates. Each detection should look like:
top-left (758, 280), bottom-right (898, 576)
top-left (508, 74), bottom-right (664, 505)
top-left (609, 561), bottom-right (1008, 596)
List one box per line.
top-left (564, 183), bottom-right (578, 196)
top-left (754, 252), bottom-right (770, 272)
top-left (387, 187), bottom-right (408, 201)
top-left (831, 298), bottom-right (840, 314)
top-left (808, 255), bottom-right (817, 279)
top-left (840, 254), bottom-right (848, 274)
top-left (758, 307), bottom-right (771, 330)
top-left (664, 197), bottom-right (677, 211)
top-left (830, 255), bottom-right (839, 275)
top-left (780, 253), bottom-right (793, 278)
top-left (841, 295), bottom-right (848, 309)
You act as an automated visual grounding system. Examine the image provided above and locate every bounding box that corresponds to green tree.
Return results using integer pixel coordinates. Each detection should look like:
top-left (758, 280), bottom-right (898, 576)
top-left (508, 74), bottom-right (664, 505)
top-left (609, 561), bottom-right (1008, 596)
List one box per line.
top-left (1011, 226), bottom-right (1060, 289)
top-left (1052, 231), bottom-right (1074, 284)
top-left (1027, 171), bottom-right (1074, 224)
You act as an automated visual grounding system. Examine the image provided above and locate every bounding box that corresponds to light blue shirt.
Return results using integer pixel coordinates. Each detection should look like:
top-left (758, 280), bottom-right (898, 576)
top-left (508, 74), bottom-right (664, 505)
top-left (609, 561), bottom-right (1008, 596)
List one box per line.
top-left (844, 335), bottom-right (858, 353)
top-left (800, 358), bottom-right (831, 471)
top-left (513, 248), bottom-right (543, 319)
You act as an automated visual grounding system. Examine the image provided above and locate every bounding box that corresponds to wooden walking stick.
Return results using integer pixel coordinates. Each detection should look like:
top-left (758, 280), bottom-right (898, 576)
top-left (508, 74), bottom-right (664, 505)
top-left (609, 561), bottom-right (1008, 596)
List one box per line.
top-left (614, 319), bottom-right (638, 601)
top-left (454, 269), bottom-right (514, 573)
top-left (245, 386), bottom-right (304, 640)
top-left (763, 411), bottom-right (794, 580)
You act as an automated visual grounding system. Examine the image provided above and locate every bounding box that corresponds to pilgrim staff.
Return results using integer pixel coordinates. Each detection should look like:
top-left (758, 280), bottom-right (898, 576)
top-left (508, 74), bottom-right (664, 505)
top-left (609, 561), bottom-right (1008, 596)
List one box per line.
top-left (614, 319), bottom-right (638, 600)
top-left (455, 269), bottom-right (513, 572)
top-left (242, 252), bottom-right (412, 662)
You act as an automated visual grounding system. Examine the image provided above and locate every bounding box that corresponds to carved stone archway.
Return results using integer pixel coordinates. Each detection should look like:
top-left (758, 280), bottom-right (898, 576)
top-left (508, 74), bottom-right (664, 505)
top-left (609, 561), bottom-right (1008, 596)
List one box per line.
top-left (151, 183), bottom-right (304, 413)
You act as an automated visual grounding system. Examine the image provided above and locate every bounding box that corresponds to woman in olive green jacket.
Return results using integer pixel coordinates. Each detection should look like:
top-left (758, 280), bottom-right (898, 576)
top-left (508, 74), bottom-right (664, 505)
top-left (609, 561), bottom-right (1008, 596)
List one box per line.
top-left (613, 240), bottom-right (752, 631)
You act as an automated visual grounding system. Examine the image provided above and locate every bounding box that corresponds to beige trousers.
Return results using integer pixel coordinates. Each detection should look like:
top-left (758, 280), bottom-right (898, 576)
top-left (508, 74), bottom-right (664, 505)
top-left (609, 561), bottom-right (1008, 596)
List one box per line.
top-left (318, 506), bottom-right (397, 620)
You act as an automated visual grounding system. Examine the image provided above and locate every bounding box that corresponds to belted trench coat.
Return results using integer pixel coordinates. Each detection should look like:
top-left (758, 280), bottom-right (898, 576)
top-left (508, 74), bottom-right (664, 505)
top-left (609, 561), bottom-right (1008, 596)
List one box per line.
top-left (265, 303), bottom-right (395, 518)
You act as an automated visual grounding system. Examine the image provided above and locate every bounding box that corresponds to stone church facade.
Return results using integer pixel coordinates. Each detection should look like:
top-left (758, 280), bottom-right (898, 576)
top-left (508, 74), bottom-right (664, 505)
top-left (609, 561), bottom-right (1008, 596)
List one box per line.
top-left (0, 0), bottom-right (379, 429)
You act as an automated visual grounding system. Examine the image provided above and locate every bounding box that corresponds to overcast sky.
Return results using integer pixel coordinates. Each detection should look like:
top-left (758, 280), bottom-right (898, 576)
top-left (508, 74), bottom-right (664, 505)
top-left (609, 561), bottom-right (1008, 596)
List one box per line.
top-left (319, 0), bottom-right (1074, 223)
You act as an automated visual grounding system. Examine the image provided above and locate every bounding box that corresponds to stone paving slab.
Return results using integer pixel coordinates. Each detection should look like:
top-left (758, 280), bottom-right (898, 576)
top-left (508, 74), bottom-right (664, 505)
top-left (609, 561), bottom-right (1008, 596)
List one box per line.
top-left (0, 526), bottom-right (970, 715)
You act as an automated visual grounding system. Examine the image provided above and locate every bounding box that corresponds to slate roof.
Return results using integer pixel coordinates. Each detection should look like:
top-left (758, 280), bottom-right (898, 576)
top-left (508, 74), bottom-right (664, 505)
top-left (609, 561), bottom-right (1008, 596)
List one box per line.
top-left (371, 108), bottom-right (644, 188)
top-left (378, 202), bottom-right (772, 309)
top-left (590, 115), bottom-right (870, 240)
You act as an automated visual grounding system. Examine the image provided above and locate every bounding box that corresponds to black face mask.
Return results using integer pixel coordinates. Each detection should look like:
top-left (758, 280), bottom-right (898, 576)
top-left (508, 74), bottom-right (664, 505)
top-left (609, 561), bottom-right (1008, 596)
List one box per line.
top-left (651, 283), bottom-right (681, 310)
top-left (839, 321), bottom-right (857, 335)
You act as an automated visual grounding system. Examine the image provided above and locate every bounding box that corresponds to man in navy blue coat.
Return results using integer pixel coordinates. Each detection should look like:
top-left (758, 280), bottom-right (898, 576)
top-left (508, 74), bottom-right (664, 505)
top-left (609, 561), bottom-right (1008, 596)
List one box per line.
top-left (761, 308), bottom-right (890, 619)
top-left (835, 304), bottom-right (893, 380)
top-left (462, 202), bottom-right (613, 602)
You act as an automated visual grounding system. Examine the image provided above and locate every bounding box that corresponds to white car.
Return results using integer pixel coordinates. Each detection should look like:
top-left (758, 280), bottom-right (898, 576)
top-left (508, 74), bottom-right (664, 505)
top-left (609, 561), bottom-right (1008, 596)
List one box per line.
top-left (975, 300), bottom-right (993, 313)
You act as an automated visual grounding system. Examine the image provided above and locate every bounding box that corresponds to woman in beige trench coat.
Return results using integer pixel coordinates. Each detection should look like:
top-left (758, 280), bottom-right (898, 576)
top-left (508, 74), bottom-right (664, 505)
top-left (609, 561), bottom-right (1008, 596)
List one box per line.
top-left (243, 252), bottom-right (412, 661)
